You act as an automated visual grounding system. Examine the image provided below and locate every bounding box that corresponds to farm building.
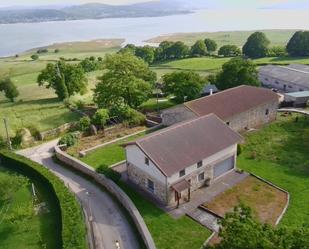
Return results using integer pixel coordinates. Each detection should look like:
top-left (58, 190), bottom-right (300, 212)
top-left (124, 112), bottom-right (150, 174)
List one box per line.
top-left (259, 64), bottom-right (309, 92)
top-left (162, 85), bottom-right (279, 132)
top-left (284, 91), bottom-right (309, 107)
top-left (124, 114), bottom-right (243, 207)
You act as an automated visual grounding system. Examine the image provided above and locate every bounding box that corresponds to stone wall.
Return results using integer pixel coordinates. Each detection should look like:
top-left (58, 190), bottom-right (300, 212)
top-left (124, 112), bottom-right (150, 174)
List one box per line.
top-left (162, 105), bottom-right (197, 126)
top-left (127, 162), bottom-right (168, 204)
top-left (227, 101), bottom-right (278, 132)
top-left (54, 146), bottom-right (156, 249)
top-left (39, 122), bottom-right (76, 141)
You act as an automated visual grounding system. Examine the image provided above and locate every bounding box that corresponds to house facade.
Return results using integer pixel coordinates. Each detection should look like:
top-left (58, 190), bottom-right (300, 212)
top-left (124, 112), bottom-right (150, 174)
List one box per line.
top-left (125, 114), bottom-right (243, 207)
top-left (162, 85), bottom-right (279, 132)
top-left (259, 64), bottom-right (309, 92)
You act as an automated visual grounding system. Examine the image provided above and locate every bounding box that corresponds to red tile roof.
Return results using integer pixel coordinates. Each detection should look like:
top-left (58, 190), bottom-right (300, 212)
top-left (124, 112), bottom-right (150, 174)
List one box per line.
top-left (127, 114), bottom-right (243, 177)
top-left (185, 85), bottom-right (279, 120)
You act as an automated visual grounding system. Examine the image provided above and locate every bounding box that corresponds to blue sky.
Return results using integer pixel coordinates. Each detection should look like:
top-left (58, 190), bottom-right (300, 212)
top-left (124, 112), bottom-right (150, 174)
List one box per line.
top-left (0, 0), bottom-right (308, 8)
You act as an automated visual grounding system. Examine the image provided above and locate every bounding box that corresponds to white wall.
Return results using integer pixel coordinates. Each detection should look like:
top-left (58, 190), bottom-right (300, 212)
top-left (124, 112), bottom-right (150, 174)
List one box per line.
top-left (126, 145), bottom-right (166, 184)
top-left (167, 144), bottom-right (237, 185)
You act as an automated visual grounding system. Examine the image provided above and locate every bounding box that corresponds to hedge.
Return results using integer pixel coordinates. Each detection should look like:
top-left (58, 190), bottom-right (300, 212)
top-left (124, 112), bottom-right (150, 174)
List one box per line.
top-left (0, 150), bottom-right (88, 249)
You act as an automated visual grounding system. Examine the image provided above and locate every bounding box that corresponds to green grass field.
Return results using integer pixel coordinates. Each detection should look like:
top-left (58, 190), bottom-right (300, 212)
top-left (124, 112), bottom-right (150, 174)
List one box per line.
top-left (0, 168), bottom-right (60, 249)
top-left (238, 114), bottom-right (309, 228)
top-left (147, 29), bottom-right (297, 47)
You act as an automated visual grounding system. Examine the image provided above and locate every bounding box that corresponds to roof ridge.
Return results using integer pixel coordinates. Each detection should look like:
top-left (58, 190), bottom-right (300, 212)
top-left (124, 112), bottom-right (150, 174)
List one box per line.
top-left (137, 114), bottom-right (216, 143)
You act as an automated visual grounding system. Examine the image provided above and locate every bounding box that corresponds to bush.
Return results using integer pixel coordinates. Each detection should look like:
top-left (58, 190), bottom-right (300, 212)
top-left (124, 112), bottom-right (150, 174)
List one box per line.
top-left (54, 49), bottom-right (60, 53)
top-left (58, 132), bottom-right (80, 147)
top-left (96, 165), bottom-right (121, 183)
top-left (0, 151), bottom-right (87, 249)
top-left (92, 109), bottom-right (109, 127)
top-left (78, 116), bottom-right (91, 132)
top-left (237, 144), bottom-right (242, 156)
top-left (74, 99), bottom-right (86, 110)
top-left (123, 108), bottom-right (146, 126)
top-left (0, 136), bottom-right (6, 149)
top-left (31, 54), bottom-right (39, 60)
top-left (26, 125), bottom-right (41, 140)
top-left (11, 129), bottom-right (23, 148)
top-left (37, 49), bottom-right (48, 54)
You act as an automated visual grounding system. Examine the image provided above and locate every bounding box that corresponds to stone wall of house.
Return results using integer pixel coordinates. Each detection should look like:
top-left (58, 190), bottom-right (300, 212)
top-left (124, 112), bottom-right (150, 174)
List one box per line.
top-left (162, 105), bottom-right (197, 126)
top-left (227, 101), bottom-right (278, 132)
top-left (127, 162), bottom-right (168, 205)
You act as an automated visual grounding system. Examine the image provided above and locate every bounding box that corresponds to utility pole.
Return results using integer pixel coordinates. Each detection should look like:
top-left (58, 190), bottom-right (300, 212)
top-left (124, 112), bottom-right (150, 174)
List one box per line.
top-left (3, 118), bottom-right (12, 150)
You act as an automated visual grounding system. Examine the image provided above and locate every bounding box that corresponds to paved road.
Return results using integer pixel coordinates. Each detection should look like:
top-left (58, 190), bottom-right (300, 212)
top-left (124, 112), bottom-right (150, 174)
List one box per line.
top-left (18, 140), bottom-right (140, 249)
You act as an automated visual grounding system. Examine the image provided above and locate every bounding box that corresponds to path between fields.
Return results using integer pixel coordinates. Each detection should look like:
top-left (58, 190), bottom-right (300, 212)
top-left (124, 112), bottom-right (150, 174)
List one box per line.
top-left (18, 140), bottom-right (140, 249)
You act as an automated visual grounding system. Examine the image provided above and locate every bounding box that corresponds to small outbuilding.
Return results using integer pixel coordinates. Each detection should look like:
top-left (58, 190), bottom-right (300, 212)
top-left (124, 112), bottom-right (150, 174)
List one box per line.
top-left (201, 84), bottom-right (219, 96)
top-left (284, 91), bottom-right (309, 107)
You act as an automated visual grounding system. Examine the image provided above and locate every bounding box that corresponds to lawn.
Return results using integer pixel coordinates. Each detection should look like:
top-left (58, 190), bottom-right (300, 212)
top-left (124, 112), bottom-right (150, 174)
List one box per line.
top-left (147, 29), bottom-right (297, 47)
top-left (0, 167), bottom-right (60, 249)
top-left (118, 181), bottom-right (211, 249)
top-left (139, 97), bottom-right (177, 112)
top-left (203, 176), bottom-right (288, 225)
top-left (81, 130), bottom-right (148, 169)
top-left (238, 114), bottom-right (309, 228)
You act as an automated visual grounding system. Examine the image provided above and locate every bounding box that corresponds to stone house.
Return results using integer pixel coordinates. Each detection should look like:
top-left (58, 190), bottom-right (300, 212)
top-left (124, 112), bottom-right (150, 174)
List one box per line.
top-left (124, 114), bottom-right (243, 207)
top-left (162, 85), bottom-right (279, 132)
top-left (259, 64), bottom-right (309, 92)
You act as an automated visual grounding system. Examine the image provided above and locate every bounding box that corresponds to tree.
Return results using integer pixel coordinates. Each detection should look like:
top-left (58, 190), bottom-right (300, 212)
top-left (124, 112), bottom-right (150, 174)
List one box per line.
top-left (94, 53), bottom-right (156, 109)
top-left (204, 39), bottom-right (217, 53)
top-left (206, 205), bottom-right (309, 249)
top-left (155, 41), bottom-right (174, 61)
top-left (162, 71), bottom-right (204, 103)
top-left (135, 46), bottom-right (155, 64)
top-left (0, 78), bottom-right (19, 102)
top-left (218, 45), bottom-right (242, 57)
top-left (79, 57), bottom-right (101, 72)
top-left (243, 32), bottom-right (270, 58)
top-left (118, 44), bottom-right (136, 54)
top-left (170, 41), bottom-right (190, 59)
top-left (37, 61), bottom-right (88, 100)
top-left (78, 116), bottom-right (91, 132)
top-left (31, 54), bottom-right (39, 60)
top-left (92, 108), bottom-right (109, 127)
top-left (267, 46), bottom-right (287, 57)
top-left (212, 57), bottom-right (259, 90)
top-left (286, 31), bottom-right (309, 56)
top-left (190, 40), bottom-right (208, 57)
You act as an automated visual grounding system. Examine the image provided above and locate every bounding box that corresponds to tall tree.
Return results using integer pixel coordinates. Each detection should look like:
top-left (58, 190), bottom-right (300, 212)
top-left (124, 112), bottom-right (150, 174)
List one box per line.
top-left (204, 38), bottom-right (217, 53)
top-left (170, 41), bottom-right (190, 59)
top-left (162, 71), bottom-right (204, 103)
top-left (135, 45), bottom-right (155, 64)
top-left (243, 32), bottom-right (270, 58)
top-left (191, 40), bottom-right (208, 57)
top-left (286, 31), bottom-right (309, 56)
top-left (37, 61), bottom-right (88, 100)
top-left (155, 41), bottom-right (174, 61)
top-left (211, 57), bottom-right (259, 90)
top-left (94, 53), bottom-right (156, 109)
top-left (0, 78), bottom-right (19, 102)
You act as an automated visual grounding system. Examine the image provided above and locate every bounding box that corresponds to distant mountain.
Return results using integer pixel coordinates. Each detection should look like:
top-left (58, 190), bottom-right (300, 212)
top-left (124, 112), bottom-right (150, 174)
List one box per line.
top-left (0, 1), bottom-right (195, 24)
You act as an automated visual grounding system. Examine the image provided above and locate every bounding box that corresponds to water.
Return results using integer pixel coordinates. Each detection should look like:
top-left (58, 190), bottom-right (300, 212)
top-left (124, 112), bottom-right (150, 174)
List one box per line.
top-left (0, 9), bottom-right (309, 57)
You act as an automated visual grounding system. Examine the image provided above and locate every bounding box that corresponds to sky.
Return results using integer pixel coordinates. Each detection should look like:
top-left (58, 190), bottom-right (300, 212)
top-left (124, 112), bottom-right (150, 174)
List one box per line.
top-left (0, 0), bottom-right (308, 9)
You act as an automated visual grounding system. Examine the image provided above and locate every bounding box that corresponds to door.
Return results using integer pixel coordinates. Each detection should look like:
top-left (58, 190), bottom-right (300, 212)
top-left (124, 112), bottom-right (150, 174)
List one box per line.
top-left (213, 156), bottom-right (234, 179)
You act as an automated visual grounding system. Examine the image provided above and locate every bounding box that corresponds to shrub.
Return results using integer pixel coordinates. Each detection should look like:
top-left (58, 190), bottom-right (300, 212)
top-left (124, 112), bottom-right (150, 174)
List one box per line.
top-left (74, 99), bottom-right (86, 110)
top-left (123, 108), bottom-right (146, 126)
top-left (92, 109), bottom-right (109, 127)
top-left (58, 132), bottom-right (80, 147)
top-left (31, 54), bottom-right (39, 60)
top-left (11, 129), bottom-right (23, 148)
top-left (0, 136), bottom-right (6, 149)
top-left (26, 125), bottom-right (41, 140)
top-left (96, 165), bottom-right (121, 183)
top-left (237, 144), bottom-right (242, 156)
top-left (54, 49), bottom-right (60, 53)
top-left (78, 116), bottom-right (91, 132)
top-left (37, 49), bottom-right (48, 54)
top-left (0, 151), bottom-right (87, 249)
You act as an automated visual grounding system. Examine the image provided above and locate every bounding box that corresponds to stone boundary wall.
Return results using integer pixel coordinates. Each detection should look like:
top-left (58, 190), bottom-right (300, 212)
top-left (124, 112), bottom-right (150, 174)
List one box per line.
top-left (54, 146), bottom-right (156, 249)
top-left (79, 124), bottom-right (163, 157)
top-left (39, 122), bottom-right (77, 141)
top-left (250, 173), bottom-right (290, 226)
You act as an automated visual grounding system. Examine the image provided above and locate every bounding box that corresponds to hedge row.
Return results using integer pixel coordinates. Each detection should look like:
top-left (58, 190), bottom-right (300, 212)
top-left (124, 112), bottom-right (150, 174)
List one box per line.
top-left (0, 150), bottom-right (88, 249)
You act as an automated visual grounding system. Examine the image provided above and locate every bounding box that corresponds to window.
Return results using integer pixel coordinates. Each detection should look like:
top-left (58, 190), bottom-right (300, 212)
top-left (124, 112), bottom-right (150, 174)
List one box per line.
top-left (265, 109), bottom-right (269, 115)
top-left (145, 157), bottom-right (149, 165)
top-left (198, 172), bottom-right (205, 182)
top-left (288, 85), bottom-right (293, 89)
top-left (179, 169), bottom-right (186, 177)
top-left (226, 122), bottom-right (230, 126)
top-left (147, 179), bottom-right (154, 193)
top-left (197, 161), bottom-right (203, 168)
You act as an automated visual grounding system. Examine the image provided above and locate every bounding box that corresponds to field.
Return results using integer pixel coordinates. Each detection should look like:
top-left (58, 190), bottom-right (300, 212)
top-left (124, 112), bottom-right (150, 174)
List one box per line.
top-left (0, 167), bottom-right (60, 249)
top-left (147, 29), bottom-right (297, 47)
top-left (203, 176), bottom-right (288, 225)
top-left (0, 39), bottom-right (122, 137)
top-left (238, 114), bottom-right (309, 228)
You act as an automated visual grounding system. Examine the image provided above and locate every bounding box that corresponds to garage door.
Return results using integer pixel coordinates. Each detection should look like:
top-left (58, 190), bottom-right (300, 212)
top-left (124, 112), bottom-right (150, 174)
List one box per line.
top-left (213, 156), bottom-right (234, 179)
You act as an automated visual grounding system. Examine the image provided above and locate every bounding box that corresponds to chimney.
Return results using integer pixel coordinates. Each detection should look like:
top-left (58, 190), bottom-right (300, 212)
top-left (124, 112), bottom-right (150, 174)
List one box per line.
top-left (210, 88), bottom-right (213, 95)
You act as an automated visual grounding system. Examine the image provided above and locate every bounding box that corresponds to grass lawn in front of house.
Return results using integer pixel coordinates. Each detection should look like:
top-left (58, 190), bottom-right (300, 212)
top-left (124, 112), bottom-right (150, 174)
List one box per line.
top-left (203, 176), bottom-right (288, 225)
top-left (238, 114), bottom-right (309, 228)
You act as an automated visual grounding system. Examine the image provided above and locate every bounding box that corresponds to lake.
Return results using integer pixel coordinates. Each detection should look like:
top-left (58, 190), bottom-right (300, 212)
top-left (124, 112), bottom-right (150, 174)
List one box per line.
top-left (0, 9), bottom-right (309, 57)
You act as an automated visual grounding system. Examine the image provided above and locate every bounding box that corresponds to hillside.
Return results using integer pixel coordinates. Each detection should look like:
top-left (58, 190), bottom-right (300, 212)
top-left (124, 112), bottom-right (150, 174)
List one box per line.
top-left (0, 2), bottom-right (191, 24)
